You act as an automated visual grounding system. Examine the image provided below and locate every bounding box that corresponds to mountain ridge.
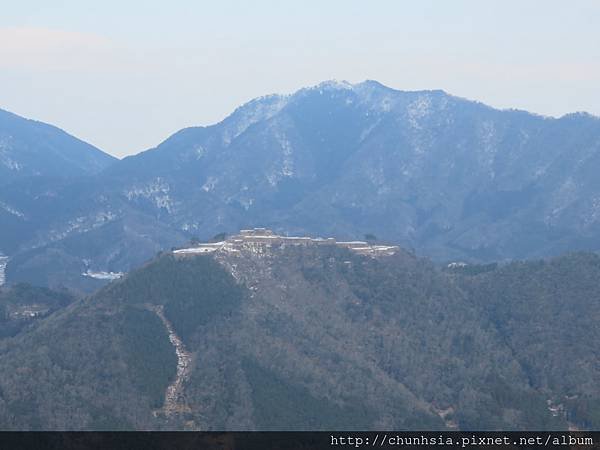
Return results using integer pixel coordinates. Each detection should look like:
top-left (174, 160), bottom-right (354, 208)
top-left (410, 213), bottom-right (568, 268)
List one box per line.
top-left (0, 107), bottom-right (116, 185)
top-left (3, 80), bottom-right (600, 290)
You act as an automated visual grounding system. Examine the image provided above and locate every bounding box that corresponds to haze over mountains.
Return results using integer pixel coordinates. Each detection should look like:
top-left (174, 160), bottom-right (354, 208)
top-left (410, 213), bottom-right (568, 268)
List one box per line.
top-left (2, 80), bottom-right (600, 291)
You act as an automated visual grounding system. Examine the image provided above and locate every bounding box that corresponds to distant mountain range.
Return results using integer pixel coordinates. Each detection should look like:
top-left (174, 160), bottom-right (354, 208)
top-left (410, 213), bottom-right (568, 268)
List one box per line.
top-left (2, 80), bottom-right (600, 290)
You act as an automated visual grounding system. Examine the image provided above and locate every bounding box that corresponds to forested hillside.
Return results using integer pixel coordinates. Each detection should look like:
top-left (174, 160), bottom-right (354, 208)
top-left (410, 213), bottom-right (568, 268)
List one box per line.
top-left (453, 253), bottom-right (600, 429)
top-left (0, 245), bottom-right (598, 430)
top-left (0, 284), bottom-right (75, 339)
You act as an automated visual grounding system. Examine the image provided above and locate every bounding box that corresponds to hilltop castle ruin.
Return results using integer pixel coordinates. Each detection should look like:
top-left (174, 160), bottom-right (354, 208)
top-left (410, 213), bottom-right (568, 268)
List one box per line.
top-left (173, 228), bottom-right (398, 257)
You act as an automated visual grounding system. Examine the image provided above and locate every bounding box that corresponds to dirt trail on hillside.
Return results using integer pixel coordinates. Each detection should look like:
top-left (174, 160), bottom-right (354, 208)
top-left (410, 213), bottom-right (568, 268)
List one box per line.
top-left (149, 304), bottom-right (193, 417)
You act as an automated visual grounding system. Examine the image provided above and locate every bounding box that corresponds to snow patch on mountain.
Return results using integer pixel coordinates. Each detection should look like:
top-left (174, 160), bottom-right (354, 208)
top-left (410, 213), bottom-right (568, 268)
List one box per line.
top-left (194, 145), bottom-right (206, 159)
top-left (314, 80), bottom-right (354, 91)
top-left (125, 178), bottom-right (174, 213)
top-left (266, 173), bottom-right (278, 187)
top-left (583, 196), bottom-right (600, 227)
top-left (0, 137), bottom-right (22, 171)
top-left (239, 197), bottom-right (254, 210)
top-left (478, 120), bottom-right (500, 178)
top-left (0, 156), bottom-right (22, 171)
top-left (0, 256), bottom-right (7, 286)
top-left (43, 211), bottom-right (117, 245)
top-left (222, 95), bottom-right (289, 146)
top-left (0, 201), bottom-right (25, 219)
top-left (180, 222), bottom-right (200, 232)
top-left (276, 132), bottom-right (294, 177)
top-left (82, 270), bottom-right (124, 280)
top-left (201, 176), bottom-right (218, 192)
top-left (365, 160), bottom-right (388, 193)
top-left (360, 119), bottom-right (382, 142)
top-left (407, 95), bottom-right (433, 130)
top-left (545, 178), bottom-right (579, 225)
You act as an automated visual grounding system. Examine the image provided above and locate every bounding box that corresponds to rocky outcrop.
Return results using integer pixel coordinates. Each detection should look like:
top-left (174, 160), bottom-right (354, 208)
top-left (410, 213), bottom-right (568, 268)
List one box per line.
top-left (149, 305), bottom-right (193, 418)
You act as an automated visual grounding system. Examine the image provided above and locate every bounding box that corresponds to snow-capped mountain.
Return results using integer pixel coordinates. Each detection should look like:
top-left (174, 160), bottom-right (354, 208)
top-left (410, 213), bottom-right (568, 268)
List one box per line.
top-left (3, 80), bottom-right (600, 289)
top-left (102, 80), bottom-right (600, 259)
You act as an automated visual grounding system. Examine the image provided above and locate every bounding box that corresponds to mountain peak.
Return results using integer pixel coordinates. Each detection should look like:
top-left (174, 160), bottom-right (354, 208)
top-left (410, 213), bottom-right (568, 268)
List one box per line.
top-left (0, 107), bottom-right (115, 185)
top-left (312, 79), bottom-right (355, 91)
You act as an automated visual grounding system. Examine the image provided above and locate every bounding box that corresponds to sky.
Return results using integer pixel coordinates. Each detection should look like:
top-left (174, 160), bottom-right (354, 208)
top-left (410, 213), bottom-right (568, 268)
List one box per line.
top-left (1, 1), bottom-right (599, 158)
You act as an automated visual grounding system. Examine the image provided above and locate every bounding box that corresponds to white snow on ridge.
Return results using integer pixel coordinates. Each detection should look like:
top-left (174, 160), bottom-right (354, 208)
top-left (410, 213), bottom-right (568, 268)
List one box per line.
top-left (222, 95), bottom-right (289, 146)
top-left (125, 178), bottom-right (174, 213)
top-left (45, 211), bottom-right (117, 244)
top-left (26, 211), bottom-right (117, 250)
top-left (173, 242), bottom-right (225, 254)
top-left (314, 80), bottom-right (354, 91)
top-left (82, 270), bottom-right (124, 281)
top-left (0, 201), bottom-right (25, 218)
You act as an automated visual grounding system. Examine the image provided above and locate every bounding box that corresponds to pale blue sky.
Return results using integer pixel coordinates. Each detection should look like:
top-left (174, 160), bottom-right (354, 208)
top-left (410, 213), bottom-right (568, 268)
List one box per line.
top-left (1, 1), bottom-right (599, 157)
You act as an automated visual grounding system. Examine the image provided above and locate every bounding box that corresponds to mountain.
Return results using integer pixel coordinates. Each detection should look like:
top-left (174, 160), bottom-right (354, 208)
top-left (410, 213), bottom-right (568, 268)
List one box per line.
top-left (3, 80), bottom-right (600, 291)
top-left (0, 175), bottom-right (187, 292)
top-left (0, 108), bottom-right (115, 185)
top-left (0, 108), bottom-right (118, 287)
top-left (0, 110), bottom-right (178, 290)
top-left (102, 80), bottom-right (600, 262)
top-left (0, 233), bottom-right (598, 430)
